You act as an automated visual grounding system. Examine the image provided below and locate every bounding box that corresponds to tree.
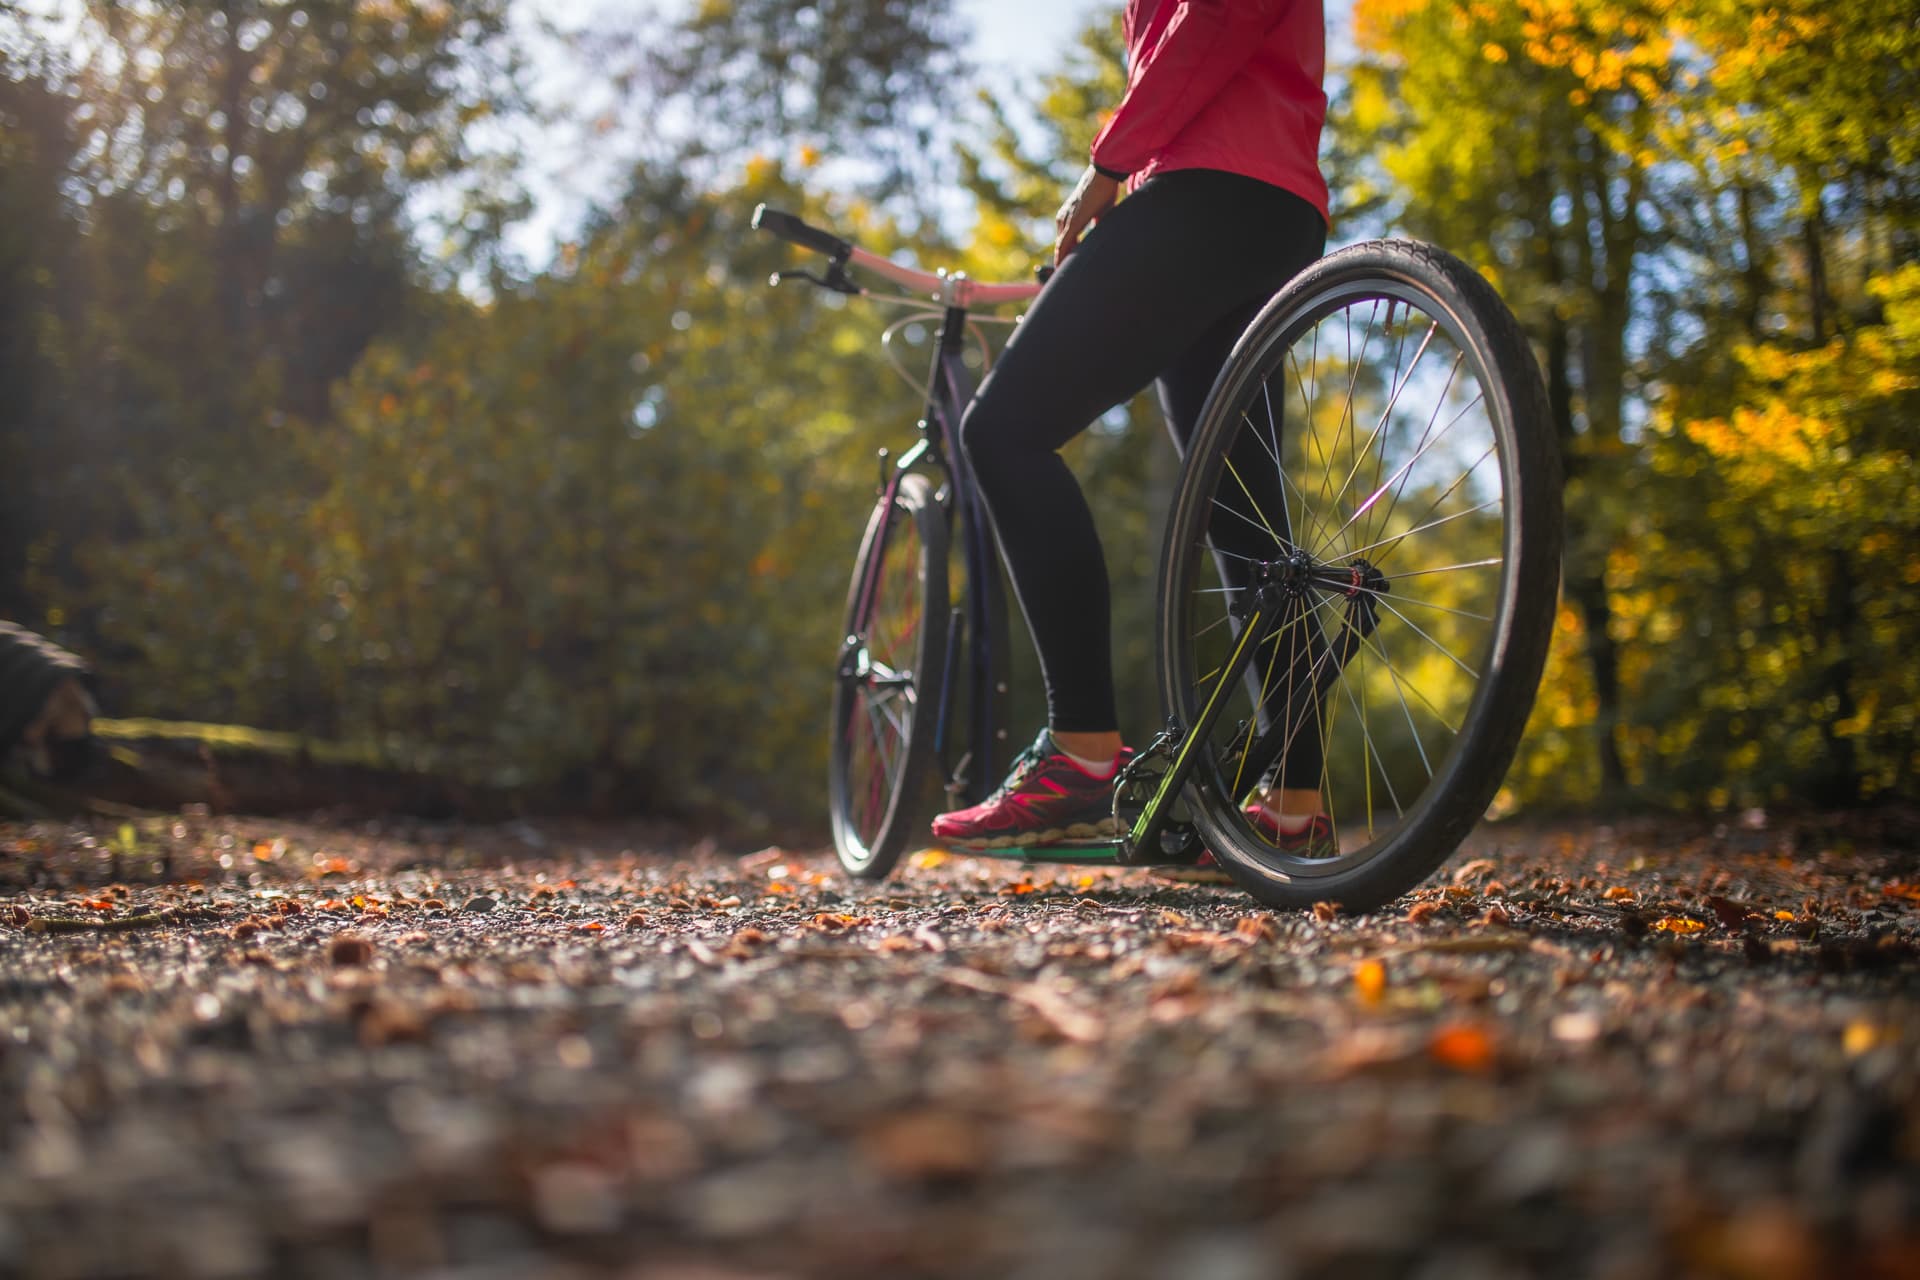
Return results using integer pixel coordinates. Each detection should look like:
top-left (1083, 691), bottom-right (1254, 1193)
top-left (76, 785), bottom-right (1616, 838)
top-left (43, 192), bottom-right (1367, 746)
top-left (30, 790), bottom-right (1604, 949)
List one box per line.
top-left (0, 23), bottom-right (77, 620)
top-left (1343, 0), bottom-right (1659, 799)
top-left (1340, 0), bottom-right (1920, 808)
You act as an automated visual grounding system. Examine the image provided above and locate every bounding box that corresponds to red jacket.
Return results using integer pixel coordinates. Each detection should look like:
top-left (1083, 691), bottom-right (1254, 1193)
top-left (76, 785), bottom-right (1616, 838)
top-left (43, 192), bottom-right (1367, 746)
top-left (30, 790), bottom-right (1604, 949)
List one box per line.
top-left (1090, 0), bottom-right (1329, 224)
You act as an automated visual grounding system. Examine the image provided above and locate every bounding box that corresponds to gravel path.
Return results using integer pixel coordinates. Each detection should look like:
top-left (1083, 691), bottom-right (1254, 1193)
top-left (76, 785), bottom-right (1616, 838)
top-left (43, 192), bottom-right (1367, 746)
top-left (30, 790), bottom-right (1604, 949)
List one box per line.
top-left (3, 813), bottom-right (1917, 1279)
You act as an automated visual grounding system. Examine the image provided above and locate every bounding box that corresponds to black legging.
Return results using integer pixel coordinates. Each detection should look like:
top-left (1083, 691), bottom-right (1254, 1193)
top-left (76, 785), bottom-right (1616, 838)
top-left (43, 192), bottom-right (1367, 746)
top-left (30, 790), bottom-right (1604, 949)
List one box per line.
top-left (961, 168), bottom-right (1326, 754)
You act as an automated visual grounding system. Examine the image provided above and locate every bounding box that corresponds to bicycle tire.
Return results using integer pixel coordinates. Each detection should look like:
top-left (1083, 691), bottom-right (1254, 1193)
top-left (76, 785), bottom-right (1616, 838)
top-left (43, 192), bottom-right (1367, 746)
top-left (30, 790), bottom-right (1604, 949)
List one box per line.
top-left (1155, 240), bottom-right (1562, 912)
top-left (829, 472), bottom-right (949, 878)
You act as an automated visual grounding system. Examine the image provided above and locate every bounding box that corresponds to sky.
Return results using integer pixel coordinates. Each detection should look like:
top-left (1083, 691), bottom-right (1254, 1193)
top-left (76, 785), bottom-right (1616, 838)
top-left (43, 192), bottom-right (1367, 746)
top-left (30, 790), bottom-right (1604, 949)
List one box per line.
top-left (17, 0), bottom-right (1353, 265)
top-left (502, 0), bottom-right (1111, 263)
top-left (966, 0), bottom-right (1106, 81)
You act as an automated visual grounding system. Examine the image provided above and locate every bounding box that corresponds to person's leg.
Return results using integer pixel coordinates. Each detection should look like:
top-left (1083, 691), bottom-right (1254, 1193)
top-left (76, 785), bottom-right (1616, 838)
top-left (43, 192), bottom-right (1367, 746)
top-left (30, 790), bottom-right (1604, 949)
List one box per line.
top-left (1154, 246), bottom-right (1328, 827)
top-left (961, 170), bottom-right (1323, 746)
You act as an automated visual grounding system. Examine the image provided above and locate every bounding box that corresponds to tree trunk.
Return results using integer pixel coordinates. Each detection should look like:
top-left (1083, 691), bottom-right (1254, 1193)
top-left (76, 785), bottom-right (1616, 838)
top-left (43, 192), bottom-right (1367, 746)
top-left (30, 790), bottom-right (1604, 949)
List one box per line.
top-left (1736, 184), bottom-right (1769, 341)
top-left (1803, 194), bottom-right (1830, 345)
top-left (1552, 135), bottom-right (1633, 796)
top-left (1809, 550), bottom-right (1862, 807)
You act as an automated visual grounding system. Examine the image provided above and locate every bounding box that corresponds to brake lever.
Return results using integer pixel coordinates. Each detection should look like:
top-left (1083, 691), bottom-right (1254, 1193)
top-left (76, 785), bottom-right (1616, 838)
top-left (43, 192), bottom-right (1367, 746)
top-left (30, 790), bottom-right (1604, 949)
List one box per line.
top-left (768, 264), bottom-right (861, 295)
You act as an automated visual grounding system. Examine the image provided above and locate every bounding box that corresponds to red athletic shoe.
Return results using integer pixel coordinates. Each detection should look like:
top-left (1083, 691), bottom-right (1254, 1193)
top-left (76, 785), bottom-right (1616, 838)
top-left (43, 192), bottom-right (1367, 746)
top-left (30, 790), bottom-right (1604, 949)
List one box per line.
top-left (930, 730), bottom-right (1130, 849)
top-left (1155, 809), bottom-right (1337, 885)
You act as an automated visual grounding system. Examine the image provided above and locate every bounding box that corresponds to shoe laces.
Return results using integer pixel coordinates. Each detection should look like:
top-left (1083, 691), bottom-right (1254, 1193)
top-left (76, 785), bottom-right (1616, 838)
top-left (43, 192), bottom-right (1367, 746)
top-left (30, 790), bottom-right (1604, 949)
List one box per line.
top-left (990, 731), bottom-right (1058, 798)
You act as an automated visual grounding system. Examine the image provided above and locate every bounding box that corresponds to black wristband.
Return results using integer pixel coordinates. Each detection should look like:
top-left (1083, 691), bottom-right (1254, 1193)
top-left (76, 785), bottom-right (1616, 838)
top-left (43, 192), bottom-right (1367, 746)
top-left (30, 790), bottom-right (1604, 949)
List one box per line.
top-left (1091, 161), bottom-right (1129, 181)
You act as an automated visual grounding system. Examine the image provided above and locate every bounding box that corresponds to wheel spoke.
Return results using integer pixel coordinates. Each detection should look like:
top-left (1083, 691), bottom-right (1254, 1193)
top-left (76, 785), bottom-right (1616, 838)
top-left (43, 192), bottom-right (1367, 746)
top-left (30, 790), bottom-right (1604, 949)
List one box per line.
top-left (1312, 388), bottom-right (1485, 561)
top-left (1372, 595), bottom-right (1483, 681)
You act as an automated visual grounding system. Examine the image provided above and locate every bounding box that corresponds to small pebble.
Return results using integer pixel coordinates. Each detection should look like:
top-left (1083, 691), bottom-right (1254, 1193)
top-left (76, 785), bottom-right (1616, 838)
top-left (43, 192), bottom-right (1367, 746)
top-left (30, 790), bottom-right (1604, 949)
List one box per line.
top-left (464, 896), bottom-right (497, 914)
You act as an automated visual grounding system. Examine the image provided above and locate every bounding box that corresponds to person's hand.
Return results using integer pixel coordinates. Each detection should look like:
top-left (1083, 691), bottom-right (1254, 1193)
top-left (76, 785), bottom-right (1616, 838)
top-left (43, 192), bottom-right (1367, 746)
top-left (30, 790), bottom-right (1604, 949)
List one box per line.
top-left (1054, 165), bottom-right (1120, 266)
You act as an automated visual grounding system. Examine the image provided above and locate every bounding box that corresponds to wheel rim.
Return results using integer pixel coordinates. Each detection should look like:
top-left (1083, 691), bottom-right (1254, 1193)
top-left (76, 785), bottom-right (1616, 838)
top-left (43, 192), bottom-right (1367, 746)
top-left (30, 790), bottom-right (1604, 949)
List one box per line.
top-left (836, 504), bottom-right (927, 860)
top-left (1169, 280), bottom-right (1521, 881)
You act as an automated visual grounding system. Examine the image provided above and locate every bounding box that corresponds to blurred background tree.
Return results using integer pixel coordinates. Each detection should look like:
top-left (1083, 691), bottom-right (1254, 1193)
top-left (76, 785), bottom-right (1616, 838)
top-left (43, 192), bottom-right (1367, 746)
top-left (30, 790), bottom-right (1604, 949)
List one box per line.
top-left (1342, 0), bottom-right (1919, 811)
top-left (2, 0), bottom-right (1913, 829)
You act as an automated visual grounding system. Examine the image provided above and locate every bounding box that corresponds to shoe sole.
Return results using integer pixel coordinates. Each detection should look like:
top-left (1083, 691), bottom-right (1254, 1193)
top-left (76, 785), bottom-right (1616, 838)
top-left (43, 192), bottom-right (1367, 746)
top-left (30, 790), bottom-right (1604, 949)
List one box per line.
top-left (937, 818), bottom-right (1118, 850)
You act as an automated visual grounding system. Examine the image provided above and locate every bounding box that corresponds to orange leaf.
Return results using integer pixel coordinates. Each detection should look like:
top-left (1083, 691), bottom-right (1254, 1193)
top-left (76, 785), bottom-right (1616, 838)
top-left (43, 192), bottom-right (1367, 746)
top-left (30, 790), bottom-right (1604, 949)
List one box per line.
top-left (1653, 917), bottom-right (1707, 934)
top-left (1429, 1022), bottom-right (1496, 1072)
top-left (1235, 916), bottom-right (1278, 943)
top-left (1883, 883), bottom-right (1920, 903)
top-left (1603, 886), bottom-right (1636, 901)
top-left (1843, 1020), bottom-right (1887, 1056)
top-left (1353, 958), bottom-right (1387, 1005)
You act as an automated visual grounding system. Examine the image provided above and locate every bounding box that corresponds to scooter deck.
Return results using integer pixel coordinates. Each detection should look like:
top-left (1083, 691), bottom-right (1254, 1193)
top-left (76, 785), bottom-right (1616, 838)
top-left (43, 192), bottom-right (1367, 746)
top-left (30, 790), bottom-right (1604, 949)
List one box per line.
top-left (932, 839), bottom-right (1156, 866)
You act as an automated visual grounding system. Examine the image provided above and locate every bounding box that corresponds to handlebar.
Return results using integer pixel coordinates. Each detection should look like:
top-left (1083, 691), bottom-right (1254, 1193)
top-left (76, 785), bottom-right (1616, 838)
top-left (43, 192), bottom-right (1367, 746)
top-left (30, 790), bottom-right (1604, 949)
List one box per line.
top-left (751, 205), bottom-right (854, 261)
top-left (752, 203), bottom-right (1043, 308)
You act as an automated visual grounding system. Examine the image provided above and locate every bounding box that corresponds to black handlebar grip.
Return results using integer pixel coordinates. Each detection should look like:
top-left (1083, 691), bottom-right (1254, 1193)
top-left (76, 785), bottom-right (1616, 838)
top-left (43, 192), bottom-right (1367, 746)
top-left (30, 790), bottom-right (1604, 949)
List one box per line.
top-left (751, 204), bottom-right (853, 260)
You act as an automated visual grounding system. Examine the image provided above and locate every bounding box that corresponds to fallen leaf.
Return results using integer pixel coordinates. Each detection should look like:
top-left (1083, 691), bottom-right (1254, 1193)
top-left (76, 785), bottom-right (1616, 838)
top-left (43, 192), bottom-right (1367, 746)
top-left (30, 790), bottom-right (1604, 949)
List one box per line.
top-left (1324, 1026), bottom-right (1422, 1076)
top-left (1843, 1020), bottom-right (1887, 1056)
top-left (909, 848), bottom-right (950, 870)
top-left (1312, 901), bottom-right (1339, 922)
top-left (1429, 1022), bottom-right (1497, 1072)
top-left (1452, 858), bottom-right (1496, 883)
top-left (328, 934), bottom-right (375, 967)
top-left (356, 999), bottom-right (427, 1047)
top-left (1353, 958), bottom-right (1387, 1006)
top-left (861, 1109), bottom-right (989, 1183)
top-left (1235, 916), bottom-right (1278, 943)
top-left (1704, 895), bottom-right (1757, 931)
top-left (1653, 917), bottom-right (1707, 935)
top-left (809, 912), bottom-right (860, 933)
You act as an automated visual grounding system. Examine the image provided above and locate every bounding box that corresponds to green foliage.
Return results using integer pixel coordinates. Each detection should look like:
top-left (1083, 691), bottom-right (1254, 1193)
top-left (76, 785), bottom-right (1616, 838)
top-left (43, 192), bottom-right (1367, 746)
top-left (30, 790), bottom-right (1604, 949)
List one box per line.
top-left (7, 0), bottom-right (1914, 829)
top-left (1344, 0), bottom-right (1920, 809)
top-left (1625, 267), bottom-right (1920, 805)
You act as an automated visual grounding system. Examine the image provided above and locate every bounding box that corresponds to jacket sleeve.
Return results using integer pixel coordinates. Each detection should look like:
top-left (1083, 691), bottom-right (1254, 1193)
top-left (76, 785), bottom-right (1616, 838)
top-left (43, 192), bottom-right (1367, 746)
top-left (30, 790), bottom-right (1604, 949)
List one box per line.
top-left (1090, 0), bottom-right (1296, 177)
